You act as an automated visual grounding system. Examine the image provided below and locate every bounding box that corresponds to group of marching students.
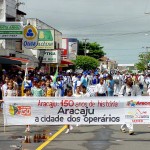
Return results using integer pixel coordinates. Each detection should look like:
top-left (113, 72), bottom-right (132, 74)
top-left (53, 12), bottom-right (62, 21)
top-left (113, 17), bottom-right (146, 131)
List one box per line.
top-left (0, 69), bottom-right (150, 134)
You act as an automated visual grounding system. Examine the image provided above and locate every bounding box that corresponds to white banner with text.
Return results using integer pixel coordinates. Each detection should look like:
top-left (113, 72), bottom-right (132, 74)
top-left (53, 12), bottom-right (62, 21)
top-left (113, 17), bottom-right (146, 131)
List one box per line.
top-left (3, 97), bottom-right (150, 125)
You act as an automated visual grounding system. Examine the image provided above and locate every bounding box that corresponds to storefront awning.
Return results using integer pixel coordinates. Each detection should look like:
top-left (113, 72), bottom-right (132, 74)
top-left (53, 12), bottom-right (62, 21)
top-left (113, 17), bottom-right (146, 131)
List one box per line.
top-left (0, 56), bottom-right (22, 65)
top-left (4, 56), bottom-right (29, 64)
top-left (61, 59), bottom-right (74, 65)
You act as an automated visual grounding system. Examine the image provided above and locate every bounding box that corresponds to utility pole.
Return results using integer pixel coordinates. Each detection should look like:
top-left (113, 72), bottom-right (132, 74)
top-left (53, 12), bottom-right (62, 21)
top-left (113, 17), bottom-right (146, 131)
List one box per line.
top-left (16, 0), bottom-right (25, 9)
top-left (82, 38), bottom-right (89, 56)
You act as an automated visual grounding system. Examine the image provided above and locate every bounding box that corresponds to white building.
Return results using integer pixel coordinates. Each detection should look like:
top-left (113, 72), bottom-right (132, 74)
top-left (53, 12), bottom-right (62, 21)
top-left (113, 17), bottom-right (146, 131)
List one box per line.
top-left (0, 0), bottom-right (38, 68)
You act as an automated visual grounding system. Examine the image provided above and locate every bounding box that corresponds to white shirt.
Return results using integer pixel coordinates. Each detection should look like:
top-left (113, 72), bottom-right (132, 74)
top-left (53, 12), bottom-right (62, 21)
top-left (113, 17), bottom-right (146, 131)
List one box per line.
top-left (1, 83), bottom-right (7, 96)
top-left (95, 83), bottom-right (107, 94)
top-left (138, 75), bottom-right (144, 84)
top-left (82, 92), bottom-right (90, 97)
top-left (74, 93), bottom-right (83, 97)
top-left (119, 85), bottom-right (140, 96)
top-left (145, 77), bottom-right (150, 85)
top-left (147, 88), bottom-right (150, 96)
top-left (5, 89), bottom-right (17, 97)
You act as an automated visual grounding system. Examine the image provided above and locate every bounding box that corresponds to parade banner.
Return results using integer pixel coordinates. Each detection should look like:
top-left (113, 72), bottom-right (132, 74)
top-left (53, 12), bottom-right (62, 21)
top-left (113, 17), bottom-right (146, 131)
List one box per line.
top-left (3, 97), bottom-right (150, 125)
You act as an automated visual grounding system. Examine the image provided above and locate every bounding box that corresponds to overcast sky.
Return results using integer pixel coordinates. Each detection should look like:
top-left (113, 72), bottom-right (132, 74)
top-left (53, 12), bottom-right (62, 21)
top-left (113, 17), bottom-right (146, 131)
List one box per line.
top-left (21, 0), bottom-right (150, 64)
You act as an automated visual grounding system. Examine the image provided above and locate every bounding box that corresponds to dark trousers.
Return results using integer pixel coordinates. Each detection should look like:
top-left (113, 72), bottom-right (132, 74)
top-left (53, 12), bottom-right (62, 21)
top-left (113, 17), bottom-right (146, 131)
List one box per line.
top-left (97, 93), bottom-right (106, 96)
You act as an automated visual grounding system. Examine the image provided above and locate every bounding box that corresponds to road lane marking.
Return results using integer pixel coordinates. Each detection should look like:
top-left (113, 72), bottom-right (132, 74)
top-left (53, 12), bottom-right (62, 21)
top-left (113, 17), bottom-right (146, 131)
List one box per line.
top-left (36, 125), bottom-right (67, 150)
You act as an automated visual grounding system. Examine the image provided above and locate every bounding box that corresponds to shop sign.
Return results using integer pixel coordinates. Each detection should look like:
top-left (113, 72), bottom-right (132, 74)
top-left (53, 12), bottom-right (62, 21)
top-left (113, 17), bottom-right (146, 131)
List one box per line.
top-left (22, 25), bottom-right (38, 49)
top-left (35, 29), bottom-right (54, 49)
top-left (0, 22), bottom-right (23, 39)
top-left (43, 50), bottom-right (61, 63)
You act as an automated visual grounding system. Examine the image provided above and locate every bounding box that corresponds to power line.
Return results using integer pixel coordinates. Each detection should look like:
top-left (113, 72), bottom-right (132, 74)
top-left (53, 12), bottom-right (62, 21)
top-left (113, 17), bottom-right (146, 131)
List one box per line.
top-left (69, 15), bottom-right (146, 30)
top-left (63, 30), bottom-right (150, 37)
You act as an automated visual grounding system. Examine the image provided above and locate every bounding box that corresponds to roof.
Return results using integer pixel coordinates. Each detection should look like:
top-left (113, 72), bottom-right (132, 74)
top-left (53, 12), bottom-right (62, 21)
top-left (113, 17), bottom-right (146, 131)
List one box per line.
top-left (0, 57), bottom-right (22, 65)
top-left (61, 59), bottom-right (74, 65)
top-left (4, 56), bottom-right (29, 64)
top-left (100, 56), bottom-right (109, 61)
top-left (17, 9), bottom-right (26, 15)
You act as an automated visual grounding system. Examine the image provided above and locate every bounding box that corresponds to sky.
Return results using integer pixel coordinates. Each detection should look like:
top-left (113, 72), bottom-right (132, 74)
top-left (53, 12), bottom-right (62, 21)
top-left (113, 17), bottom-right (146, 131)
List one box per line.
top-left (20, 0), bottom-right (150, 64)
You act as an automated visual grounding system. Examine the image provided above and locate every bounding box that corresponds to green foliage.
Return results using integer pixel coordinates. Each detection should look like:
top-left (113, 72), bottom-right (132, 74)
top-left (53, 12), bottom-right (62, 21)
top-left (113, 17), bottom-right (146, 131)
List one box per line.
top-left (74, 55), bottom-right (99, 70)
top-left (135, 52), bottom-right (150, 71)
top-left (78, 41), bottom-right (105, 59)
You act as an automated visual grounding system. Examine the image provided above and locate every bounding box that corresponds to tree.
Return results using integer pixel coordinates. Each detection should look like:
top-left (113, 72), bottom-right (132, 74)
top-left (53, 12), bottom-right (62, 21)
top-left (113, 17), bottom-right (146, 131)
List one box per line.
top-left (78, 41), bottom-right (105, 59)
top-left (74, 55), bottom-right (99, 70)
top-left (135, 52), bottom-right (150, 71)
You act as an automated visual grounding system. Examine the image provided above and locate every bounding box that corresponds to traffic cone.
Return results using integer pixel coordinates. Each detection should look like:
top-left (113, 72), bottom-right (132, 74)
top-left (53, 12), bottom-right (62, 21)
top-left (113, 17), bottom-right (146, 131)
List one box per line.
top-left (37, 134), bottom-right (40, 143)
top-left (33, 134), bottom-right (37, 143)
top-left (38, 134), bottom-right (42, 142)
top-left (42, 133), bottom-right (46, 140)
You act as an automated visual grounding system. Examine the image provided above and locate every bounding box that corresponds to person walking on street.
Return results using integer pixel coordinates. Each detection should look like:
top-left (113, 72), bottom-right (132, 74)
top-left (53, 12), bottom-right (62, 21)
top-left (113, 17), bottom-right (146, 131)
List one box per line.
top-left (119, 77), bottom-right (140, 135)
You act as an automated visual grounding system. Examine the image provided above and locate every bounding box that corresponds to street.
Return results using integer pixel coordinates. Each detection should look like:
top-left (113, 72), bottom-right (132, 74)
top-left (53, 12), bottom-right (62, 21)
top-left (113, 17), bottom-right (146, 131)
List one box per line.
top-left (1, 110), bottom-right (150, 150)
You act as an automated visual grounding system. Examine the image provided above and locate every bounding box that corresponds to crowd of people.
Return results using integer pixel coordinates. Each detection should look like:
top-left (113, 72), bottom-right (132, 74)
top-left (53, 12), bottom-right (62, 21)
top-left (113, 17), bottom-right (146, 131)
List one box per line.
top-left (0, 69), bottom-right (150, 134)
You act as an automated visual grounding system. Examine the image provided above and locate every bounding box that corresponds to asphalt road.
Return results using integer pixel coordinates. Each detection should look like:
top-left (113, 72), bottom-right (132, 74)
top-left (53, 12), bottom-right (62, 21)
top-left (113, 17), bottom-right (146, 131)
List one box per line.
top-left (1, 111), bottom-right (150, 150)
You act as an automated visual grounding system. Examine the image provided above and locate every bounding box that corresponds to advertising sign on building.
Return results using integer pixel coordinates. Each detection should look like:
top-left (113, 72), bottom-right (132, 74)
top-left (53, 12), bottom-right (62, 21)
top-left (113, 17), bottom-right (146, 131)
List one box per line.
top-left (62, 38), bottom-right (68, 59)
top-left (22, 25), bottom-right (38, 49)
top-left (0, 22), bottom-right (23, 39)
top-left (35, 29), bottom-right (54, 49)
top-left (42, 50), bottom-right (61, 64)
top-left (68, 38), bottom-right (78, 60)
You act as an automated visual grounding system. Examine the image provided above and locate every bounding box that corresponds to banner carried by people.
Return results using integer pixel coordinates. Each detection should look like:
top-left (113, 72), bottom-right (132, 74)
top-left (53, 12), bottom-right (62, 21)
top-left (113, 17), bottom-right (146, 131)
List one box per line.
top-left (3, 97), bottom-right (150, 125)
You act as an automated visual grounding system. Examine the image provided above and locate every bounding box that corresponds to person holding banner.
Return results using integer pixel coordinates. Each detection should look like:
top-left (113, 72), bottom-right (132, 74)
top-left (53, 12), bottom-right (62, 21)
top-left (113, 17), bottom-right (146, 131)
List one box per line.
top-left (119, 76), bottom-right (141, 135)
top-left (65, 88), bottom-right (74, 134)
top-left (1, 76), bottom-right (10, 97)
top-left (24, 88), bottom-right (32, 132)
top-left (81, 85), bottom-right (90, 97)
top-left (5, 81), bottom-right (18, 97)
top-left (31, 80), bottom-right (44, 97)
top-left (45, 80), bottom-right (54, 97)
top-left (74, 81), bottom-right (82, 97)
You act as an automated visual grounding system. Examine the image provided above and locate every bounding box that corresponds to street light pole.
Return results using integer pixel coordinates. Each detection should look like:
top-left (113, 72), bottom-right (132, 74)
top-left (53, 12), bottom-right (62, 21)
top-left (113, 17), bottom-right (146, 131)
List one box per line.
top-left (82, 38), bottom-right (89, 56)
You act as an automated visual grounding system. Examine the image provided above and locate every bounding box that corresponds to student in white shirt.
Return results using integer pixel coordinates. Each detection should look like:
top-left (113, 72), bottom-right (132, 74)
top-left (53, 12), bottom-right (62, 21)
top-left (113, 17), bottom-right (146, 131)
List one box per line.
top-left (65, 88), bottom-right (74, 134)
top-left (81, 85), bottom-right (90, 97)
top-left (5, 82), bottom-right (18, 97)
top-left (119, 77), bottom-right (140, 135)
top-left (1, 76), bottom-right (9, 97)
top-left (95, 78), bottom-right (107, 96)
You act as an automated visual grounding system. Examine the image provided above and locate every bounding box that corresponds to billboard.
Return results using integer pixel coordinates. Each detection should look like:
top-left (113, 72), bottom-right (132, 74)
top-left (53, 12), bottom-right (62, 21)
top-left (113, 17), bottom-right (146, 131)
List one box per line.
top-left (0, 22), bottom-right (23, 39)
top-left (42, 50), bottom-right (61, 64)
top-left (35, 29), bottom-right (54, 49)
top-left (68, 38), bottom-right (78, 60)
top-left (61, 38), bottom-right (68, 59)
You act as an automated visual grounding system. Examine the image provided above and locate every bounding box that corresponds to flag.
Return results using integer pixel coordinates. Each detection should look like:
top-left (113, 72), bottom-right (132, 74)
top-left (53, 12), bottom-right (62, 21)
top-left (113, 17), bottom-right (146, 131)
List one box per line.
top-left (21, 63), bottom-right (28, 96)
top-left (52, 68), bottom-right (58, 84)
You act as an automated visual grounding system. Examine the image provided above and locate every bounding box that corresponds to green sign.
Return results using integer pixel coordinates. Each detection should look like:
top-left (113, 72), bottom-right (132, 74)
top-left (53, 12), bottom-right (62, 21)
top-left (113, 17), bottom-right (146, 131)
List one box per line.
top-left (0, 22), bottom-right (23, 39)
top-left (35, 29), bottom-right (54, 49)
